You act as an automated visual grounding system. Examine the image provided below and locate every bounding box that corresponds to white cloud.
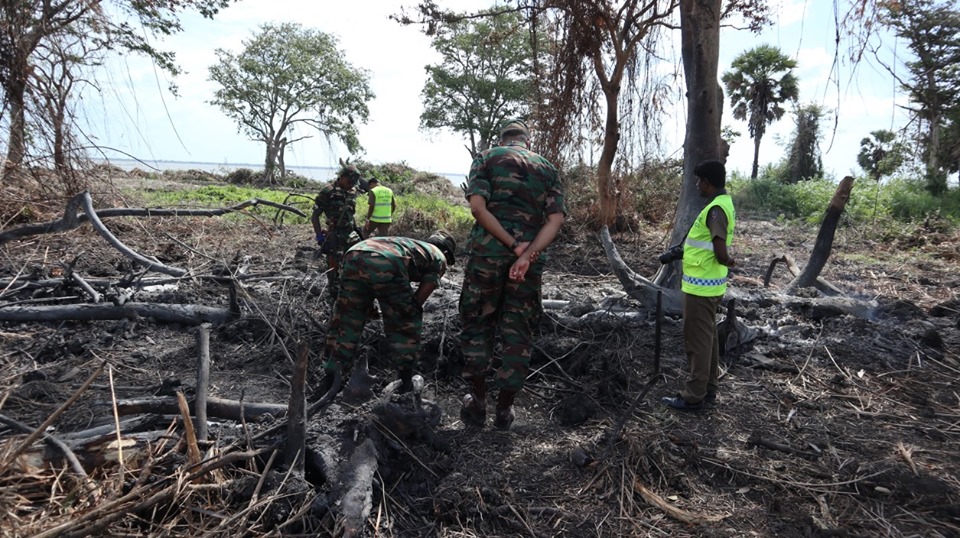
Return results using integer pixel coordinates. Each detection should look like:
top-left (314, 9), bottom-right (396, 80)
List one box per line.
top-left (79, 0), bottom-right (912, 181)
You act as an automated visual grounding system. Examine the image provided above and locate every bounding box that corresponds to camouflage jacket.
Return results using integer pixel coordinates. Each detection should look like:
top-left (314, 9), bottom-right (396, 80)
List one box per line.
top-left (314, 182), bottom-right (358, 232)
top-left (464, 140), bottom-right (566, 257)
top-left (348, 237), bottom-right (447, 287)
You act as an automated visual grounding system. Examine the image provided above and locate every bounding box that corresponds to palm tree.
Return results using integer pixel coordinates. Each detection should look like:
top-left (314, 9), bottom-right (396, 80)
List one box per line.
top-left (722, 45), bottom-right (800, 179)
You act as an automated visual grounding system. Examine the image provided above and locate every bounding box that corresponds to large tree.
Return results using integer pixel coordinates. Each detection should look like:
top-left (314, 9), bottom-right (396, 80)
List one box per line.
top-left (420, 10), bottom-right (533, 158)
top-left (857, 129), bottom-right (906, 182)
top-left (400, 1), bottom-right (679, 230)
top-left (722, 44), bottom-right (799, 179)
top-left (876, 0), bottom-right (960, 194)
top-left (208, 22), bottom-right (373, 183)
top-left (0, 0), bottom-right (232, 185)
top-left (783, 103), bottom-right (825, 183)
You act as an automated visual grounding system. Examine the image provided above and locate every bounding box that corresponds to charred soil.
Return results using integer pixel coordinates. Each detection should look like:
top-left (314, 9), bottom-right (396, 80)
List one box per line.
top-left (1, 177), bottom-right (959, 537)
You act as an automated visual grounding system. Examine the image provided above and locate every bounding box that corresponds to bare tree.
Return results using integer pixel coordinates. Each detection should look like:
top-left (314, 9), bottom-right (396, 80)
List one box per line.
top-left (0, 0), bottom-right (233, 185)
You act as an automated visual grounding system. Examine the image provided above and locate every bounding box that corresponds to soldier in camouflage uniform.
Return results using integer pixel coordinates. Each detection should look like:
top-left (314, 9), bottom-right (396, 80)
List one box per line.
top-left (311, 164), bottom-right (365, 298)
top-left (458, 118), bottom-right (566, 430)
top-left (320, 231), bottom-right (457, 394)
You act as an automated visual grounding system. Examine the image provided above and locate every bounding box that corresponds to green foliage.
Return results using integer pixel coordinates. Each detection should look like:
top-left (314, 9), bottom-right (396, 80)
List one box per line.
top-left (420, 10), bottom-right (533, 156)
top-left (208, 22), bottom-right (373, 181)
top-left (730, 173), bottom-right (960, 226)
top-left (558, 160), bottom-right (683, 229)
top-left (857, 130), bottom-right (906, 180)
top-left (135, 171), bottom-right (471, 234)
top-left (879, 0), bottom-right (960, 191)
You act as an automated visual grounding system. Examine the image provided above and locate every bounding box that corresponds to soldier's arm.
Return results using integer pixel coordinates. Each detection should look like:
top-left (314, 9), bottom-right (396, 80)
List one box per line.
top-left (366, 191), bottom-right (376, 221)
top-left (509, 212), bottom-right (565, 281)
top-left (468, 195), bottom-right (521, 252)
top-left (413, 282), bottom-right (438, 306)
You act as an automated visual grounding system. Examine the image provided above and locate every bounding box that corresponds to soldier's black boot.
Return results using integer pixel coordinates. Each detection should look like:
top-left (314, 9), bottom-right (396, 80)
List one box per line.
top-left (319, 369), bottom-right (341, 397)
top-left (460, 375), bottom-right (487, 427)
top-left (494, 389), bottom-right (517, 431)
top-left (398, 368), bottom-right (414, 394)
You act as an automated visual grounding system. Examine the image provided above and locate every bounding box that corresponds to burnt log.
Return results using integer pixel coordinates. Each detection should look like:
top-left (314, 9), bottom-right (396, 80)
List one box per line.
top-left (0, 302), bottom-right (234, 326)
top-left (784, 176), bottom-right (855, 295)
top-left (108, 395), bottom-right (288, 421)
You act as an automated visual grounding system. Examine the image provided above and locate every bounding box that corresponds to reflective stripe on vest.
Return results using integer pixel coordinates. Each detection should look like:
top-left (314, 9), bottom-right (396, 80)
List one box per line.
top-left (370, 185), bottom-right (394, 223)
top-left (681, 194), bottom-right (735, 297)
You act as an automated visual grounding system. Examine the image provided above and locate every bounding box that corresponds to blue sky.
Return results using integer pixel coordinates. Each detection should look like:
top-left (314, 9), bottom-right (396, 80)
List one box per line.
top-left (80, 0), bottom-right (907, 180)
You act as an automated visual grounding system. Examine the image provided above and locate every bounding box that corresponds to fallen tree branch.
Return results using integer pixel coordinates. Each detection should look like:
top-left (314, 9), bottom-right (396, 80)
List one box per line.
top-left (0, 413), bottom-right (90, 479)
top-left (633, 480), bottom-right (727, 524)
top-left (764, 253), bottom-right (843, 296)
top-left (78, 192), bottom-right (188, 277)
top-left (599, 226), bottom-right (681, 314)
top-left (108, 395), bottom-right (288, 421)
top-left (0, 302), bottom-right (235, 325)
top-left (747, 431), bottom-right (821, 460)
top-left (0, 192), bottom-right (306, 246)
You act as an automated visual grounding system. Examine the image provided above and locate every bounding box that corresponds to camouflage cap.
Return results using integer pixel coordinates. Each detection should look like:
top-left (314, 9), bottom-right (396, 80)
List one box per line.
top-left (338, 164), bottom-right (362, 185)
top-left (427, 230), bottom-right (457, 266)
top-left (499, 118), bottom-right (529, 138)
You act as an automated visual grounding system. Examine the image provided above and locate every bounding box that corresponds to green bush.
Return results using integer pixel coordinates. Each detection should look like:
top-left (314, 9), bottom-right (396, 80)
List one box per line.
top-left (730, 172), bottom-right (959, 227)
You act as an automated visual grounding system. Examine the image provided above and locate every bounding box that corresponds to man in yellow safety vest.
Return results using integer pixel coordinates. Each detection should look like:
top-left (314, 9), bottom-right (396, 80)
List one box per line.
top-left (363, 178), bottom-right (396, 238)
top-left (661, 159), bottom-right (736, 411)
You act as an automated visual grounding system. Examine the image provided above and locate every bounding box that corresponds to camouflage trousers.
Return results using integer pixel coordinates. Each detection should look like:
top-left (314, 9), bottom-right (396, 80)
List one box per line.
top-left (323, 250), bottom-right (424, 374)
top-left (320, 227), bottom-right (358, 297)
top-left (458, 255), bottom-right (543, 391)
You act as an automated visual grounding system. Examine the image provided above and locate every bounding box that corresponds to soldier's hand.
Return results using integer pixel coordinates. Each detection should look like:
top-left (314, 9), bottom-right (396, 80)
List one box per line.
top-left (459, 181), bottom-right (468, 195)
top-left (509, 256), bottom-right (531, 282)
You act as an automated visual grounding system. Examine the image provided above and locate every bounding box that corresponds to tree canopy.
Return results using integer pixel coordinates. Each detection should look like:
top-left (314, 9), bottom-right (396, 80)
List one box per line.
top-left (876, 0), bottom-right (960, 193)
top-left (722, 44), bottom-right (799, 180)
top-left (208, 22), bottom-right (373, 182)
top-left (0, 0), bottom-right (233, 185)
top-left (420, 10), bottom-right (533, 158)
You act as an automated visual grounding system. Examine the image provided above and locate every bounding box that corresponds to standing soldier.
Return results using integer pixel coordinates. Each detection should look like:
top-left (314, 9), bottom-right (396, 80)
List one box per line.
top-left (319, 231), bottom-right (457, 394)
top-left (458, 118), bottom-right (566, 430)
top-left (661, 159), bottom-right (736, 411)
top-left (363, 178), bottom-right (396, 238)
top-left (311, 163), bottom-right (365, 299)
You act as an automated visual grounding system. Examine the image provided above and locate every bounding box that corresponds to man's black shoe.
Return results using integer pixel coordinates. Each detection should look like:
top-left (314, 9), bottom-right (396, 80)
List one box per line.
top-left (661, 395), bottom-right (703, 411)
top-left (704, 393), bottom-right (717, 405)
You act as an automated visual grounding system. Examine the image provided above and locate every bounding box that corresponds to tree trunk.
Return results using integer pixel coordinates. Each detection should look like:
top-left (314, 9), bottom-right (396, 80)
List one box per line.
top-left (751, 130), bottom-right (762, 180)
top-left (655, 0), bottom-right (723, 289)
top-left (264, 142), bottom-right (278, 183)
top-left (278, 138), bottom-right (287, 179)
top-left (596, 84), bottom-right (621, 230)
top-left (2, 79), bottom-right (28, 182)
top-left (783, 176), bottom-right (856, 294)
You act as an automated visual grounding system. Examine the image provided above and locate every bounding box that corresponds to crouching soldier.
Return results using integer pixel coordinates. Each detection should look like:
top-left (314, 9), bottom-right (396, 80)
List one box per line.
top-left (319, 231), bottom-right (457, 395)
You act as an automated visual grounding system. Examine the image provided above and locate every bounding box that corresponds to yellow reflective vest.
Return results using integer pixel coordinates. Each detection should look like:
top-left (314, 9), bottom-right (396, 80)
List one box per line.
top-left (681, 194), bottom-right (735, 297)
top-left (369, 185), bottom-right (394, 223)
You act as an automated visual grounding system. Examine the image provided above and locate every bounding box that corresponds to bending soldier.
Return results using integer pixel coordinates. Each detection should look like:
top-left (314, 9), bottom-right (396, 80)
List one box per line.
top-left (320, 232), bottom-right (457, 395)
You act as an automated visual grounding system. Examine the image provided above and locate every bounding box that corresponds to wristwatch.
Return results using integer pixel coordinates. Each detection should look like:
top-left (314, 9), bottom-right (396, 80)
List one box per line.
top-left (509, 239), bottom-right (519, 250)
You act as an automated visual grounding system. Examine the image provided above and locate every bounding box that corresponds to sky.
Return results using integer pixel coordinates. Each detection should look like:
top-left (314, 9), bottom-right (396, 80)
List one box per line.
top-left (80, 0), bottom-right (908, 181)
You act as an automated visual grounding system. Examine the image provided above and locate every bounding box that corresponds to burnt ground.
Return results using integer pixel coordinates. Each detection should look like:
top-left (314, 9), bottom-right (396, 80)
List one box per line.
top-left (1, 176), bottom-right (959, 537)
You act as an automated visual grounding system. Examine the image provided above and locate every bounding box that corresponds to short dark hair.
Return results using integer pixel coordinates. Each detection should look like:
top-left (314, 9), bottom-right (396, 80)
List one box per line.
top-left (368, 178), bottom-right (379, 185)
top-left (694, 159), bottom-right (726, 188)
